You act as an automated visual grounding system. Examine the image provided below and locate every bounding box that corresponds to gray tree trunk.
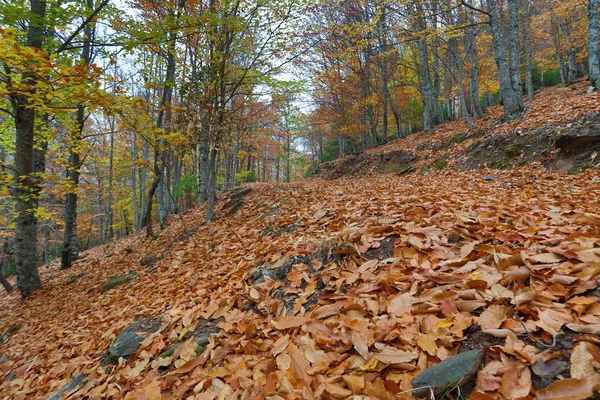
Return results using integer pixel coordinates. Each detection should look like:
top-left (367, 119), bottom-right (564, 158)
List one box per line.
top-left (10, 0), bottom-right (46, 297)
top-left (102, 117), bottom-right (115, 243)
top-left (522, 0), bottom-right (535, 99)
top-left (507, 0), bottom-right (523, 95)
top-left (467, 25), bottom-right (484, 117)
top-left (142, 23), bottom-right (176, 236)
top-left (487, 0), bottom-right (524, 117)
top-left (205, 148), bottom-right (217, 223)
top-left (589, 0), bottom-right (600, 89)
top-left (418, 38), bottom-right (433, 132)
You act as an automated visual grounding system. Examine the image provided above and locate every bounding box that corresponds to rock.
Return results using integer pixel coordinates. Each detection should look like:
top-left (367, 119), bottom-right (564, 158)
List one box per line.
top-left (555, 113), bottom-right (600, 150)
top-left (140, 255), bottom-right (155, 266)
top-left (412, 349), bottom-right (484, 398)
top-left (101, 271), bottom-right (137, 293)
top-left (0, 324), bottom-right (21, 344)
top-left (532, 358), bottom-right (568, 379)
top-left (4, 372), bottom-right (16, 381)
top-left (106, 317), bottom-right (161, 363)
top-left (192, 318), bottom-right (221, 347)
top-left (249, 256), bottom-right (302, 284)
top-left (46, 372), bottom-right (86, 400)
top-left (0, 354), bottom-right (8, 363)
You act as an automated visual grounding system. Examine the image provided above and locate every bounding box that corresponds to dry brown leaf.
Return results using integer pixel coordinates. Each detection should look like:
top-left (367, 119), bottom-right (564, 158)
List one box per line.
top-left (271, 335), bottom-right (289, 357)
top-left (372, 348), bottom-right (418, 364)
top-left (342, 375), bottom-right (365, 393)
top-left (570, 342), bottom-right (596, 379)
top-left (478, 305), bottom-right (509, 329)
top-left (351, 331), bottom-right (370, 360)
top-left (324, 382), bottom-right (353, 398)
top-left (271, 316), bottom-right (310, 330)
top-left (536, 375), bottom-right (600, 400)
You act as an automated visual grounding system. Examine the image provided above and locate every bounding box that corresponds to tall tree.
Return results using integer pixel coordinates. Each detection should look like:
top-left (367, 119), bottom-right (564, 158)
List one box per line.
top-left (8, 0), bottom-right (47, 297)
top-left (589, 0), bottom-right (600, 90)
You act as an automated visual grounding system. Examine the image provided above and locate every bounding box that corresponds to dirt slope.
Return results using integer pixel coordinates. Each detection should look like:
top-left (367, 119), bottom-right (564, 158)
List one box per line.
top-left (1, 165), bottom-right (600, 399)
top-left (314, 81), bottom-right (600, 179)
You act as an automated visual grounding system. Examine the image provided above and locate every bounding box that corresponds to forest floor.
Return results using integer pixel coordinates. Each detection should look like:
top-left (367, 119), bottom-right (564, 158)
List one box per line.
top-left (1, 82), bottom-right (600, 400)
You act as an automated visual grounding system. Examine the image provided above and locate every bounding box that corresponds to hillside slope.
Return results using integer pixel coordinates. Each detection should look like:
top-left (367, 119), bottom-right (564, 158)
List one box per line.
top-left (1, 83), bottom-right (600, 399)
top-left (314, 81), bottom-right (600, 179)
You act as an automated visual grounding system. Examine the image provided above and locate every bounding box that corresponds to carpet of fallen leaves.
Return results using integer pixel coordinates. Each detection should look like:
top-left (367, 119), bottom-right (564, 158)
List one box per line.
top-left (1, 164), bottom-right (600, 399)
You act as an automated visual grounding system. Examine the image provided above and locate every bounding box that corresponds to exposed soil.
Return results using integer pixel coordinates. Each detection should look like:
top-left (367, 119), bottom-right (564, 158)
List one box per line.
top-left (363, 235), bottom-right (398, 260)
top-left (314, 150), bottom-right (417, 179)
top-left (455, 130), bottom-right (554, 171)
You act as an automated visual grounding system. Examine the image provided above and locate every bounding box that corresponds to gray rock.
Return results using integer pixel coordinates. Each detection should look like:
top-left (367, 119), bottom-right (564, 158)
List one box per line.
top-left (140, 255), bottom-right (156, 266)
top-left (106, 317), bottom-right (161, 363)
top-left (192, 318), bottom-right (221, 347)
top-left (101, 271), bottom-right (137, 293)
top-left (46, 372), bottom-right (86, 400)
top-left (555, 113), bottom-right (600, 150)
top-left (0, 354), bottom-right (8, 363)
top-left (532, 358), bottom-right (568, 379)
top-left (4, 372), bottom-right (16, 381)
top-left (412, 349), bottom-right (484, 398)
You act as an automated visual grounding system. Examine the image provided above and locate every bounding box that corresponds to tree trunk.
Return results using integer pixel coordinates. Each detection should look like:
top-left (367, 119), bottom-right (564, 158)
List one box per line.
top-left (205, 148), bottom-right (217, 223)
top-left (467, 24), bottom-right (484, 117)
top-left (198, 129), bottom-right (209, 203)
top-left (522, 0), bottom-right (535, 99)
top-left (507, 0), bottom-right (523, 95)
top-left (487, 0), bottom-right (524, 117)
top-left (589, 0), bottom-right (600, 90)
top-left (0, 240), bottom-right (13, 293)
top-left (10, 0), bottom-right (47, 297)
top-left (142, 22), bottom-right (177, 236)
top-left (418, 37), bottom-right (433, 132)
top-left (102, 117), bottom-right (115, 243)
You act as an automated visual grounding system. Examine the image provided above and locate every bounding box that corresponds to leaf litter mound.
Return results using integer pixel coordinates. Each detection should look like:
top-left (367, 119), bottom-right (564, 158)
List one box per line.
top-left (1, 166), bottom-right (600, 399)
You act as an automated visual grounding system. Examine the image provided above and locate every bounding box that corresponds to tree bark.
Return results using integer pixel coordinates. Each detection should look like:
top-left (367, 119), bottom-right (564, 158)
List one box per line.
top-left (142, 20), bottom-right (177, 236)
top-left (205, 147), bottom-right (217, 223)
top-left (467, 24), bottom-right (484, 117)
top-left (487, 0), bottom-right (524, 117)
top-left (522, 0), bottom-right (535, 99)
top-left (10, 0), bottom-right (47, 297)
top-left (418, 37), bottom-right (433, 132)
top-left (589, 0), bottom-right (600, 90)
top-left (507, 0), bottom-right (523, 95)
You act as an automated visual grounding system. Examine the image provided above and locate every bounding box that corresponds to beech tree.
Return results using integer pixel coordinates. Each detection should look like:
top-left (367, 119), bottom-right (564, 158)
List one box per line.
top-left (590, 0), bottom-right (600, 90)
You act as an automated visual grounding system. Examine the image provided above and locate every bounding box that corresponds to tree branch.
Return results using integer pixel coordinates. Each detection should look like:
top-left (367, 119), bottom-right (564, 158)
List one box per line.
top-left (56, 0), bottom-right (110, 54)
top-left (460, 0), bottom-right (491, 18)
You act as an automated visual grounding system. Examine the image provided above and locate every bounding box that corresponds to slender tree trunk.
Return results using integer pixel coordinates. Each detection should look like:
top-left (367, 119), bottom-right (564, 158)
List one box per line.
top-left (61, 106), bottom-right (83, 268)
top-left (487, 0), bottom-right (524, 117)
top-left (522, 0), bottom-right (535, 99)
top-left (205, 148), bottom-right (217, 223)
top-left (0, 240), bottom-right (13, 293)
top-left (418, 38), bottom-right (433, 132)
top-left (102, 117), bottom-right (115, 243)
top-left (507, 0), bottom-right (523, 95)
top-left (198, 130), bottom-right (209, 203)
top-left (131, 132), bottom-right (139, 230)
top-left (467, 24), bottom-right (484, 117)
top-left (589, 0), bottom-right (600, 90)
top-left (62, 2), bottom-right (94, 269)
top-left (142, 21), bottom-right (177, 236)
